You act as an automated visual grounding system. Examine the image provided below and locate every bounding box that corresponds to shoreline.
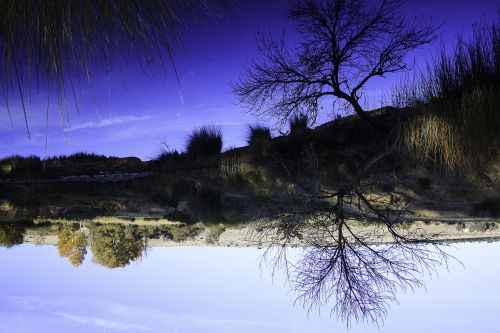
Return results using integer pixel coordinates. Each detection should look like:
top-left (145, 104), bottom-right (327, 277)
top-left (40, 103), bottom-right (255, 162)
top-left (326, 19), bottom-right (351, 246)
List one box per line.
top-left (21, 219), bottom-right (500, 248)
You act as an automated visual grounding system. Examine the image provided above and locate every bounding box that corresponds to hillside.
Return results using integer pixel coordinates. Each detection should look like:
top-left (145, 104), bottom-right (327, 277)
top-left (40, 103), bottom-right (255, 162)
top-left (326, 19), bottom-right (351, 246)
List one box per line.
top-left (1, 107), bottom-right (499, 225)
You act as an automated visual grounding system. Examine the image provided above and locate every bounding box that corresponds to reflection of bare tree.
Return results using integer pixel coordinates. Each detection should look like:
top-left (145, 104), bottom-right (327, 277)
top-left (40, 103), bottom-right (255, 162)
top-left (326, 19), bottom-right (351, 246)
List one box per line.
top-left (253, 147), bottom-right (451, 325)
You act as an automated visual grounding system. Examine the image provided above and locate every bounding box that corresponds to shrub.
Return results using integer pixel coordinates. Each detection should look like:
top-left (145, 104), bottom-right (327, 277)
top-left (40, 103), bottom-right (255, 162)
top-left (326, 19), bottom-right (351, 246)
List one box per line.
top-left (90, 224), bottom-right (145, 268)
top-left (289, 114), bottom-right (309, 135)
top-left (186, 126), bottom-right (223, 159)
top-left (165, 210), bottom-right (193, 223)
top-left (190, 186), bottom-right (222, 221)
top-left (51, 152), bottom-right (113, 163)
top-left (247, 125), bottom-right (272, 161)
top-left (153, 149), bottom-right (183, 170)
top-left (0, 155), bottom-right (42, 178)
top-left (168, 223), bottom-right (205, 242)
top-left (0, 224), bottom-right (26, 248)
top-left (416, 177), bottom-right (431, 190)
top-left (469, 222), bottom-right (499, 232)
top-left (472, 198), bottom-right (500, 218)
top-left (247, 124), bottom-right (272, 146)
top-left (205, 224), bottom-right (226, 244)
top-left (245, 169), bottom-right (272, 198)
top-left (171, 178), bottom-right (197, 200)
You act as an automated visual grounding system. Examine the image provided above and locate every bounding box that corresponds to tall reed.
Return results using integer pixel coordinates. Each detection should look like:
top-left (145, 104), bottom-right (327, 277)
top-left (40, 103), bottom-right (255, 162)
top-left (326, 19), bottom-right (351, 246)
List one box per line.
top-left (397, 21), bottom-right (500, 172)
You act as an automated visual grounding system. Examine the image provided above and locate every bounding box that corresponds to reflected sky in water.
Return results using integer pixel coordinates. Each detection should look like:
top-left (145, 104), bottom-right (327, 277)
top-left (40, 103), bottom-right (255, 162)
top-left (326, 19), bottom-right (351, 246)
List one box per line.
top-left (0, 242), bottom-right (499, 332)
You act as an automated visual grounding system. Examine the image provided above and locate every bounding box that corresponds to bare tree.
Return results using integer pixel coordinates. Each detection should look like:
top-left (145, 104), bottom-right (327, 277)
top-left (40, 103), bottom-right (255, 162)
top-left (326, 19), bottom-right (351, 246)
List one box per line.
top-left (232, 0), bottom-right (438, 126)
top-left (232, 1), bottom-right (450, 325)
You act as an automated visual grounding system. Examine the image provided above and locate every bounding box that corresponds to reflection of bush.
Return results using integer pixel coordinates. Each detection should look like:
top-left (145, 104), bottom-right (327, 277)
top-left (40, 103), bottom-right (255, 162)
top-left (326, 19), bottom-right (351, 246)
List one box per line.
top-left (416, 177), bottom-right (431, 190)
top-left (473, 199), bottom-right (500, 218)
top-left (165, 210), bottom-right (193, 223)
top-left (0, 186), bottom-right (40, 222)
top-left (57, 226), bottom-right (88, 267)
top-left (190, 186), bottom-right (222, 222)
top-left (168, 223), bottom-right (204, 242)
top-left (0, 224), bottom-right (25, 248)
top-left (205, 225), bottom-right (226, 244)
top-left (456, 221), bottom-right (499, 232)
top-left (90, 225), bottom-right (145, 268)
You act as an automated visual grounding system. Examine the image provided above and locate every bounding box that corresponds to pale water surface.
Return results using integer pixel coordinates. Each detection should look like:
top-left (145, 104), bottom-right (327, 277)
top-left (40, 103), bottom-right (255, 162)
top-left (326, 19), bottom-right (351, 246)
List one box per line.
top-left (0, 242), bottom-right (499, 333)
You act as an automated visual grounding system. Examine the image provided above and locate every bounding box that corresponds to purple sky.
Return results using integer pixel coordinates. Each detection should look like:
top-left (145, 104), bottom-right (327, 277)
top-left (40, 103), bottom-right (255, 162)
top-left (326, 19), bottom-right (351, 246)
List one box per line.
top-left (0, 0), bottom-right (498, 160)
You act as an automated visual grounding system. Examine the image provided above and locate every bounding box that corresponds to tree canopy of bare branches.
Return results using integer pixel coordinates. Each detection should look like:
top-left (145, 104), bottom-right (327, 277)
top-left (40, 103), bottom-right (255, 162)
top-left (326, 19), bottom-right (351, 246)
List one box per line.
top-left (232, 0), bottom-right (438, 126)
top-left (254, 147), bottom-right (451, 326)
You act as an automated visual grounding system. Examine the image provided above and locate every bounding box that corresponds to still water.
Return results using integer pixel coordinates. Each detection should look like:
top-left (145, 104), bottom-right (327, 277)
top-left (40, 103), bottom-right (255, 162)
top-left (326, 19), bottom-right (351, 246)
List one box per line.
top-left (0, 242), bottom-right (499, 333)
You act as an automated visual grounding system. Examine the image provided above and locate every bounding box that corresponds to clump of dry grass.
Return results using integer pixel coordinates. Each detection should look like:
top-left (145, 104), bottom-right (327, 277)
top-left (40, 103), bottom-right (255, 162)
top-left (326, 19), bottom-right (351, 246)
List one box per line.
top-left (397, 21), bottom-right (500, 172)
top-left (186, 126), bottom-right (223, 160)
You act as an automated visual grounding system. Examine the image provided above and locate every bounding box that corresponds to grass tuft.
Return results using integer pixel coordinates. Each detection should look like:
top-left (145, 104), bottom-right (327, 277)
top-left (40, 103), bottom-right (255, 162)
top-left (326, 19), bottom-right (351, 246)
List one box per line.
top-left (289, 114), bottom-right (309, 135)
top-left (186, 126), bottom-right (223, 160)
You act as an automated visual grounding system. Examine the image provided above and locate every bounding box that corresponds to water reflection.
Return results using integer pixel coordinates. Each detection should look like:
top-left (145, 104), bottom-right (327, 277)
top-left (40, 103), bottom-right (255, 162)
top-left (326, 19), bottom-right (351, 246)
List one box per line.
top-left (1, 221), bottom-right (203, 268)
top-left (57, 226), bottom-right (88, 267)
top-left (90, 225), bottom-right (145, 268)
top-left (0, 218), bottom-right (498, 331)
top-left (0, 242), bottom-right (499, 333)
top-left (0, 223), bottom-right (26, 248)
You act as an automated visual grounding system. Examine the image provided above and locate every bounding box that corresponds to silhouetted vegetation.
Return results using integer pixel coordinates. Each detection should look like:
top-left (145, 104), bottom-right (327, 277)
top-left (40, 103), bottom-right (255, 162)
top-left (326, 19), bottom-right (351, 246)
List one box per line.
top-left (0, 155), bottom-right (42, 178)
top-left (186, 126), bottom-right (223, 160)
top-left (232, 0), bottom-right (438, 127)
top-left (247, 125), bottom-right (272, 161)
top-left (289, 114), bottom-right (309, 135)
top-left (0, 152), bottom-right (144, 179)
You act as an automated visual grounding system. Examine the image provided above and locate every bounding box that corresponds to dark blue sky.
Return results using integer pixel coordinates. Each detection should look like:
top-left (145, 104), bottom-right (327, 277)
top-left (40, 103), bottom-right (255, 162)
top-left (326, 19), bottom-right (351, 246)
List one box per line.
top-left (0, 0), bottom-right (498, 160)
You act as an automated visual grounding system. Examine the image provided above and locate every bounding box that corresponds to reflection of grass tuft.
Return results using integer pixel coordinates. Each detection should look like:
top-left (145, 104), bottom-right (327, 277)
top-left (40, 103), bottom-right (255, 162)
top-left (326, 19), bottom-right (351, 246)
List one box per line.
top-left (416, 177), bottom-right (431, 190)
top-left (472, 199), bottom-right (500, 218)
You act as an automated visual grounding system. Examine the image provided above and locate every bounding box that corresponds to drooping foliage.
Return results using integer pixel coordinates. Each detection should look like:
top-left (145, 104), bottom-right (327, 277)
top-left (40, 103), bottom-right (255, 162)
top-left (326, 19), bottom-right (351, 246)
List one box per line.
top-left (0, 0), bottom-right (218, 135)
